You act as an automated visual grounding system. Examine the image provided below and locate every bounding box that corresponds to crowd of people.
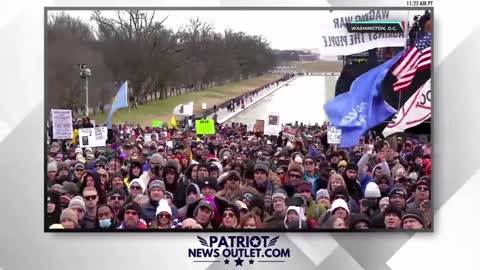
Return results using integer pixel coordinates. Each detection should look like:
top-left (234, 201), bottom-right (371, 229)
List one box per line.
top-left (46, 118), bottom-right (432, 231)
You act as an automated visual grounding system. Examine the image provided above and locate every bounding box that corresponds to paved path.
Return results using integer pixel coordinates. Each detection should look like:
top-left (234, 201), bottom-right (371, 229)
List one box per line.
top-left (207, 76), bottom-right (298, 124)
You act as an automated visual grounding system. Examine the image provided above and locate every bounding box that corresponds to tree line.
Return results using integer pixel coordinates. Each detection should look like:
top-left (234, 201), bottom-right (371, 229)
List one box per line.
top-left (47, 10), bottom-right (278, 113)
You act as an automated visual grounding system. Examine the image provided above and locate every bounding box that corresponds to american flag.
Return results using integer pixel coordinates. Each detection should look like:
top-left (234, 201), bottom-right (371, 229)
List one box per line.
top-left (391, 32), bottom-right (432, 93)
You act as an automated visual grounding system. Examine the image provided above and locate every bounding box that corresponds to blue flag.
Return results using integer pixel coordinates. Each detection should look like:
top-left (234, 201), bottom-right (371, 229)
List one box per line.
top-left (324, 51), bottom-right (404, 147)
top-left (106, 81), bottom-right (129, 128)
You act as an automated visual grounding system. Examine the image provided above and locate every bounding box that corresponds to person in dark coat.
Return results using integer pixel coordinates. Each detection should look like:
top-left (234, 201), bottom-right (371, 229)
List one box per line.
top-left (162, 159), bottom-right (187, 208)
top-left (47, 189), bottom-right (62, 227)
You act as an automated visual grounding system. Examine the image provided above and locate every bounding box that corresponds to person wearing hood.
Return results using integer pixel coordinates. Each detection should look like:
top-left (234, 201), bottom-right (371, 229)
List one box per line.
top-left (284, 206), bottom-right (307, 229)
top-left (282, 161), bottom-right (304, 198)
top-left (264, 190), bottom-right (288, 229)
top-left (138, 153), bottom-right (165, 188)
top-left (193, 199), bottom-right (215, 229)
top-left (220, 204), bottom-right (240, 229)
top-left (126, 160), bottom-right (143, 188)
top-left (162, 159), bottom-right (187, 208)
top-left (342, 162), bottom-right (362, 202)
top-left (185, 163), bottom-right (199, 183)
top-left (295, 181), bottom-right (326, 229)
top-left (208, 161), bottom-right (223, 179)
top-left (303, 154), bottom-right (327, 194)
top-left (177, 183), bottom-right (202, 220)
top-left (79, 170), bottom-right (107, 205)
top-left (47, 189), bottom-right (61, 227)
top-left (318, 198), bottom-right (350, 228)
top-left (142, 180), bottom-right (166, 225)
top-left (128, 179), bottom-right (145, 199)
top-left (150, 199), bottom-right (174, 229)
top-left (217, 170), bottom-right (242, 202)
top-left (373, 174), bottom-right (392, 198)
top-left (47, 162), bottom-right (58, 187)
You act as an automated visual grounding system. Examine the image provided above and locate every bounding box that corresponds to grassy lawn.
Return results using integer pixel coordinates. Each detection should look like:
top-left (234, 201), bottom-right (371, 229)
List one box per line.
top-left (292, 60), bottom-right (343, 73)
top-left (91, 74), bottom-right (282, 126)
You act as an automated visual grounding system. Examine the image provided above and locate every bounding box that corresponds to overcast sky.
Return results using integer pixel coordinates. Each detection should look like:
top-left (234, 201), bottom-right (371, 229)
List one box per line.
top-left (51, 10), bottom-right (424, 51)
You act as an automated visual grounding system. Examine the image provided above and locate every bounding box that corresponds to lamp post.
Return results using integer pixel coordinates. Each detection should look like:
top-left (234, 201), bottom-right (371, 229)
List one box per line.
top-left (79, 64), bottom-right (92, 116)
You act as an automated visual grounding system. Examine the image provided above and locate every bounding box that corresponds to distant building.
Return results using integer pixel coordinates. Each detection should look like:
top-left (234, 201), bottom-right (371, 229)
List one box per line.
top-left (298, 54), bottom-right (319, 61)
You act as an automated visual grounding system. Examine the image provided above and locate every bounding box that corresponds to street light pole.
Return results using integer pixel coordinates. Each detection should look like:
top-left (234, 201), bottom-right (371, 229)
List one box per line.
top-left (79, 64), bottom-right (92, 117)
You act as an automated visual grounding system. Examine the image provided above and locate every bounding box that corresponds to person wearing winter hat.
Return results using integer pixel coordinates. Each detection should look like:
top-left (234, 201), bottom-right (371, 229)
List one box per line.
top-left (138, 153), bottom-right (165, 188)
top-left (68, 196), bottom-right (87, 228)
top-left (330, 198), bottom-right (350, 226)
top-left (389, 186), bottom-right (407, 212)
top-left (110, 172), bottom-right (127, 192)
top-left (107, 189), bottom-right (127, 223)
top-left (316, 189), bottom-right (331, 210)
top-left (383, 204), bottom-right (402, 230)
top-left (349, 213), bottom-right (371, 230)
top-left (407, 179), bottom-right (430, 212)
top-left (150, 199), bottom-right (173, 229)
top-left (50, 184), bottom-right (63, 193)
top-left (61, 182), bottom-right (79, 199)
top-left (220, 204), bottom-right (240, 229)
top-left (264, 190), bottom-right (288, 229)
top-left (47, 162), bottom-right (58, 185)
top-left (196, 162), bottom-right (210, 183)
top-left (296, 181), bottom-right (326, 229)
top-left (342, 162), bottom-right (362, 201)
top-left (73, 162), bottom-right (85, 183)
top-left (379, 197), bottom-right (390, 213)
top-left (47, 189), bottom-right (61, 227)
top-left (282, 161), bottom-right (304, 197)
top-left (217, 170), bottom-right (242, 203)
top-left (60, 208), bottom-right (80, 229)
top-left (142, 180), bottom-right (166, 224)
top-left (401, 208), bottom-right (425, 229)
top-left (193, 199), bottom-right (215, 229)
top-left (56, 162), bottom-right (70, 180)
top-left (208, 161), bottom-right (223, 179)
top-left (118, 202), bottom-right (147, 229)
top-left (199, 176), bottom-right (218, 198)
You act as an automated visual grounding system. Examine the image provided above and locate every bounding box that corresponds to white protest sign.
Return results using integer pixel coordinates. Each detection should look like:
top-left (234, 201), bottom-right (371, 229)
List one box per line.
top-left (383, 79), bottom-right (431, 137)
top-left (144, 133), bottom-right (159, 143)
top-left (51, 109), bottom-right (73, 139)
top-left (79, 127), bottom-right (108, 148)
top-left (327, 126), bottom-right (342, 144)
top-left (265, 113), bottom-right (281, 136)
top-left (202, 103), bottom-right (207, 110)
top-left (319, 10), bottom-right (409, 56)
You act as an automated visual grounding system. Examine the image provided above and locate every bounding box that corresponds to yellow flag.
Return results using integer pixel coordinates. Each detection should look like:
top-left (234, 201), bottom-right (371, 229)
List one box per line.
top-left (171, 116), bottom-right (177, 128)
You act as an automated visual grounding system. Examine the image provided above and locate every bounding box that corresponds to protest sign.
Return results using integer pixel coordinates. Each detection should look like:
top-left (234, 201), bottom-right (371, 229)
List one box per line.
top-left (327, 126), bottom-right (342, 144)
top-left (152, 120), bottom-right (163, 128)
top-left (144, 133), bottom-right (159, 143)
top-left (265, 113), bottom-right (281, 136)
top-left (195, 119), bottom-right (216, 135)
top-left (318, 10), bottom-right (408, 55)
top-left (51, 109), bottom-right (73, 139)
top-left (79, 127), bottom-right (108, 148)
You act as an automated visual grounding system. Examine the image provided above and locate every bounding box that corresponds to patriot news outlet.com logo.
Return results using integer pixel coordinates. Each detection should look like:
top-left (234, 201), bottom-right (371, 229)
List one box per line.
top-left (189, 235), bottom-right (291, 266)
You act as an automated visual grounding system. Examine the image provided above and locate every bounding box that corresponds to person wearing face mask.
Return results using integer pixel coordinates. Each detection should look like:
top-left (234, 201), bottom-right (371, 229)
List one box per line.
top-left (138, 153), bottom-right (165, 188)
top-left (96, 204), bottom-right (119, 229)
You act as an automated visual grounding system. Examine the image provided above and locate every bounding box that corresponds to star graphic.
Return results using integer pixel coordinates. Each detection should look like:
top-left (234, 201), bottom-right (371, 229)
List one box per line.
top-left (234, 257), bottom-right (244, 266)
top-left (224, 259), bottom-right (230, 265)
top-left (249, 259), bottom-right (254, 265)
top-left (251, 238), bottom-right (260, 246)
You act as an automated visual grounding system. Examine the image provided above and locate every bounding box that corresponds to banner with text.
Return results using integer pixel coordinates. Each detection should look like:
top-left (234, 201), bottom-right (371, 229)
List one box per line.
top-left (79, 127), bottom-right (108, 148)
top-left (51, 109), bottom-right (73, 139)
top-left (319, 10), bottom-right (408, 56)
